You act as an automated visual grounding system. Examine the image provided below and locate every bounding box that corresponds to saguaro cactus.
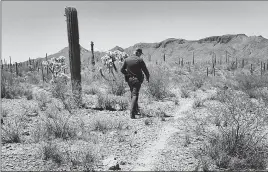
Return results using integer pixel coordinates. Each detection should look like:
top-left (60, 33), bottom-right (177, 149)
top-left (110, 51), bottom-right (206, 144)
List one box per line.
top-left (261, 62), bottom-right (263, 75)
top-left (90, 41), bottom-right (95, 66)
top-left (163, 54), bottom-right (166, 62)
top-left (9, 56), bottom-right (12, 73)
top-left (65, 7), bottom-right (82, 105)
top-left (41, 63), bottom-right (45, 82)
top-left (15, 62), bottom-right (18, 76)
top-left (192, 51), bottom-right (195, 65)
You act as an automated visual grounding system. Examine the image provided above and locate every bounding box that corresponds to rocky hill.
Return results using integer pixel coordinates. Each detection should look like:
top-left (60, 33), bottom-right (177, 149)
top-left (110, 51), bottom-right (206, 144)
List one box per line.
top-left (22, 34), bottom-right (268, 66)
top-left (124, 34), bottom-right (268, 63)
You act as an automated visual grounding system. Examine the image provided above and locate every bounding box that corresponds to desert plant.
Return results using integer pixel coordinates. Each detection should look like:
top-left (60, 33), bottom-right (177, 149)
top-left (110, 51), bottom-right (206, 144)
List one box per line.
top-left (1, 115), bottom-right (27, 143)
top-left (181, 87), bottom-right (190, 98)
top-left (27, 71), bottom-right (40, 85)
top-left (65, 7), bottom-right (82, 106)
top-left (84, 86), bottom-right (100, 95)
top-left (25, 89), bottom-right (33, 100)
top-left (115, 96), bottom-right (129, 111)
top-left (35, 90), bottom-right (52, 111)
top-left (41, 141), bottom-right (64, 164)
top-left (193, 98), bottom-right (204, 109)
top-left (198, 91), bottom-right (268, 170)
top-left (107, 75), bottom-right (126, 96)
top-left (96, 94), bottom-right (116, 110)
top-left (235, 73), bottom-right (268, 98)
top-left (35, 104), bottom-right (81, 140)
top-left (188, 73), bottom-right (206, 89)
top-left (146, 65), bottom-right (170, 100)
top-left (90, 117), bottom-right (127, 133)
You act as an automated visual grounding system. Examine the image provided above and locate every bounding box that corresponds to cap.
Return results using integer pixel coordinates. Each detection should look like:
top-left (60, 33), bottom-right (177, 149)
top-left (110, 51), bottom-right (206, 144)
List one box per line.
top-left (135, 48), bottom-right (143, 54)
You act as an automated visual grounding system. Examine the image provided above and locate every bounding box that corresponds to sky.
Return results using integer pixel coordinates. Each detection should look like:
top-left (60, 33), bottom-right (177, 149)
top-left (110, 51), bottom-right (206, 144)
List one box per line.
top-left (2, 1), bottom-right (268, 63)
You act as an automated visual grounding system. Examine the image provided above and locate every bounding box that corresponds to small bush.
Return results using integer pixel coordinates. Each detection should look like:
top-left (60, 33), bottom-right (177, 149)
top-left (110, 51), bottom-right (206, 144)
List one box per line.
top-left (147, 65), bottom-right (170, 100)
top-left (91, 117), bottom-right (127, 133)
top-left (197, 91), bottom-right (268, 170)
top-left (1, 115), bottom-right (27, 143)
top-left (235, 73), bottom-right (268, 98)
top-left (51, 78), bottom-right (69, 99)
top-left (181, 87), bottom-right (190, 98)
top-left (84, 86), bottom-right (100, 95)
top-left (2, 109), bottom-right (8, 117)
top-left (116, 96), bottom-right (129, 111)
top-left (107, 75), bottom-right (126, 96)
top-left (35, 90), bottom-right (52, 111)
top-left (41, 141), bottom-right (64, 164)
top-left (193, 99), bottom-right (204, 109)
top-left (96, 94), bottom-right (116, 110)
top-left (35, 104), bottom-right (81, 141)
top-left (188, 73), bottom-right (206, 89)
top-left (25, 89), bottom-right (33, 100)
top-left (27, 71), bottom-right (40, 85)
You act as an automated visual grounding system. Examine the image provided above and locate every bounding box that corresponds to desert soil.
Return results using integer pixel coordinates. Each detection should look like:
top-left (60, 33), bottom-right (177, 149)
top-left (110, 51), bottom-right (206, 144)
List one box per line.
top-left (1, 85), bottom-right (217, 171)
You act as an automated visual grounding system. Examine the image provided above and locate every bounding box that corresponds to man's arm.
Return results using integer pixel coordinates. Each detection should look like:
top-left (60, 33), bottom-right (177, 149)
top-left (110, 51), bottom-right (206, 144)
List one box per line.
top-left (140, 60), bottom-right (150, 82)
top-left (120, 61), bottom-right (128, 75)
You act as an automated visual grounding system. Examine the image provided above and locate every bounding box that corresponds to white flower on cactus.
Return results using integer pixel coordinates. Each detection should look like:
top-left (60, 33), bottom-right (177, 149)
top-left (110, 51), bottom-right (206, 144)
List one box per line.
top-left (42, 61), bottom-right (48, 66)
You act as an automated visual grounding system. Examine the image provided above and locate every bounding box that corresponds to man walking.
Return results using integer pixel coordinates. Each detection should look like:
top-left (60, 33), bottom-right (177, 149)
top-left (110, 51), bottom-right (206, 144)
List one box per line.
top-left (121, 48), bottom-right (150, 119)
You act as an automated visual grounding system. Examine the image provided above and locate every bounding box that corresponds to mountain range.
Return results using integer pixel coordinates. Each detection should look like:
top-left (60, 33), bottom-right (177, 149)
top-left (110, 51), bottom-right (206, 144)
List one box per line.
top-left (26, 34), bottom-right (268, 66)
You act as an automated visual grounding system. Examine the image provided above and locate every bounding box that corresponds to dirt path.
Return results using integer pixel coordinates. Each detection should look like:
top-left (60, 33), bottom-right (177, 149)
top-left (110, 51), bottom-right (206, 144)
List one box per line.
top-left (131, 98), bottom-right (194, 171)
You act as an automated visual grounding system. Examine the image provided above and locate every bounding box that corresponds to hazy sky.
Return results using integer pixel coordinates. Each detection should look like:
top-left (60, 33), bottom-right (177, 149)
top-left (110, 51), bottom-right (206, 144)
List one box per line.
top-left (2, 1), bottom-right (268, 63)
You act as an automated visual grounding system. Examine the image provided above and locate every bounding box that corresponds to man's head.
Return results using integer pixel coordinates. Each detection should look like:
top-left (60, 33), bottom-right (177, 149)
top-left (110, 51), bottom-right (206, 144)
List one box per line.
top-left (134, 48), bottom-right (143, 57)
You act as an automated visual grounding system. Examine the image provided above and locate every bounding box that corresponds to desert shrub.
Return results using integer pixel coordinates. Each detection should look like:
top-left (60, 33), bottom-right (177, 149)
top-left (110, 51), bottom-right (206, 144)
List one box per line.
top-left (116, 96), bottom-right (129, 111)
top-left (226, 62), bottom-right (237, 71)
top-left (146, 65), bottom-right (170, 100)
top-left (1, 70), bottom-right (31, 99)
top-left (1, 115), bottom-right (27, 143)
top-left (3, 83), bottom-right (28, 99)
top-left (40, 140), bottom-right (101, 171)
top-left (41, 141), bottom-right (64, 164)
top-left (33, 104), bottom-right (82, 141)
top-left (197, 91), bottom-right (268, 170)
top-left (96, 94), bottom-right (116, 110)
top-left (192, 98), bottom-right (204, 109)
top-left (27, 71), bottom-right (40, 85)
top-left (181, 87), bottom-right (190, 98)
top-left (107, 75), bottom-right (126, 96)
top-left (51, 77), bottom-right (69, 99)
top-left (66, 144), bottom-right (101, 171)
top-left (84, 86), bottom-right (100, 95)
top-left (1, 109), bottom-right (8, 118)
top-left (235, 73), bottom-right (268, 98)
top-left (35, 90), bottom-right (52, 111)
top-left (90, 117), bottom-right (128, 133)
top-left (188, 73), bottom-right (207, 89)
top-left (25, 89), bottom-right (33, 100)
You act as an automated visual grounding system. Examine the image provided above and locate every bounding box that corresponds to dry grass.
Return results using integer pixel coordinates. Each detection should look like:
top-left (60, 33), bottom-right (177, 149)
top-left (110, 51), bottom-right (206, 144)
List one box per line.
top-left (1, 114), bottom-right (28, 144)
top-left (106, 74), bottom-right (127, 96)
top-left (35, 90), bottom-right (52, 111)
top-left (96, 93), bottom-right (128, 111)
top-left (40, 140), bottom-right (101, 171)
top-left (194, 90), bottom-right (268, 170)
top-left (146, 64), bottom-right (171, 100)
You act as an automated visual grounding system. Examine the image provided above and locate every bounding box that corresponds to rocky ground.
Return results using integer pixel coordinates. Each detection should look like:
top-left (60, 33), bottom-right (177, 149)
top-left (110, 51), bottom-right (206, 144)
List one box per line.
top-left (1, 83), bottom-right (268, 171)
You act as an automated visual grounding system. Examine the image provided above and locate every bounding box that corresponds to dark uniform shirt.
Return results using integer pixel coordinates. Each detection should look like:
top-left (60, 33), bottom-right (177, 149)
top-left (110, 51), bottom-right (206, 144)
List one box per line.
top-left (121, 55), bottom-right (150, 83)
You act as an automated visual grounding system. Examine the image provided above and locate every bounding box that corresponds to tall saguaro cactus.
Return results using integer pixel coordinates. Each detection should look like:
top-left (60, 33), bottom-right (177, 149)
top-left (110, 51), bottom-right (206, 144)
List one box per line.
top-left (65, 7), bottom-right (82, 105)
top-left (90, 41), bottom-right (95, 66)
top-left (192, 51), bottom-right (195, 65)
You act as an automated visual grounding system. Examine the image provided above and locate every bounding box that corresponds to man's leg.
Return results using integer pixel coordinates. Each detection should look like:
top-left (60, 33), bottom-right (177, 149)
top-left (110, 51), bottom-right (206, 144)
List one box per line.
top-left (135, 84), bottom-right (141, 115)
top-left (130, 82), bottom-right (141, 119)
